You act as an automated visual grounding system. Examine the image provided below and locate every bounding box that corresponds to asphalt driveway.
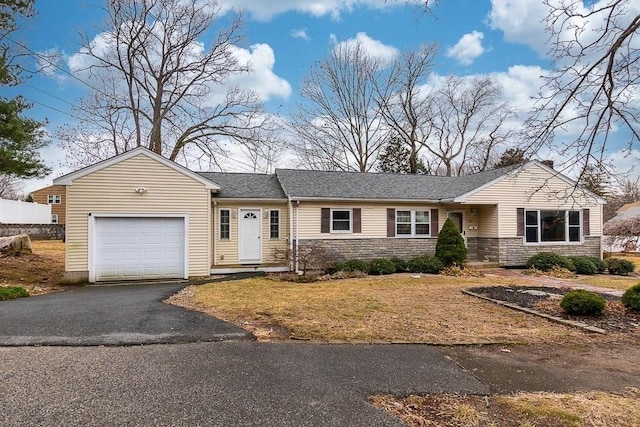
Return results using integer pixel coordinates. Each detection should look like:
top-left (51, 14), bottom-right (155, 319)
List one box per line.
top-left (0, 283), bottom-right (252, 346)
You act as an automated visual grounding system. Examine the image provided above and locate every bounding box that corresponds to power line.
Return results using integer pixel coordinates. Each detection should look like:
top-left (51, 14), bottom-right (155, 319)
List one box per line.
top-left (24, 82), bottom-right (76, 107)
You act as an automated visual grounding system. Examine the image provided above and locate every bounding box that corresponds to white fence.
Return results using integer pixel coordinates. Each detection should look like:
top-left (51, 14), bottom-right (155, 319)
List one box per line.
top-left (0, 198), bottom-right (51, 224)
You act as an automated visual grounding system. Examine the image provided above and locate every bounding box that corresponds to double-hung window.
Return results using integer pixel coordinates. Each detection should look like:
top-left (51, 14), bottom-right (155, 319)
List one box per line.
top-left (219, 209), bottom-right (230, 239)
top-left (525, 210), bottom-right (581, 243)
top-left (396, 210), bottom-right (430, 237)
top-left (331, 209), bottom-right (351, 232)
top-left (47, 195), bottom-right (61, 204)
top-left (270, 210), bottom-right (280, 239)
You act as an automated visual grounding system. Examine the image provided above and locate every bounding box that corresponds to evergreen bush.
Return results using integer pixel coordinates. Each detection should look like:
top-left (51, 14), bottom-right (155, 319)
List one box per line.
top-left (435, 218), bottom-right (467, 267)
top-left (408, 255), bottom-right (444, 274)
top-left (560, 290), bottom-right (606, 316)
top-left (526, 252), bottom-right (575, 272)
top-left (622, 284), bottom-right (640, 312)
top-left (367, 259), bottom-right (396, 275)
top-left (606, 258), bottom-right (636, 275)
top-left (390, 257), bottom-right (408, 273)
top-left (569, 256), bottom-right (598, 275)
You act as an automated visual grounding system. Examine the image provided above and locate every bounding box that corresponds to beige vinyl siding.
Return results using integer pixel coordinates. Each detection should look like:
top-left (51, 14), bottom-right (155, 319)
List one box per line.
top-left (66, 154), bottom-right (212, 276)
top-left (297, 202), bottom-right (442, 239)
top-left (214, 202), bottom-right (289, 265)
top-left (476, 205), bottom-right (498, 238)
top-left (464, 163), bottom-right (602, 238)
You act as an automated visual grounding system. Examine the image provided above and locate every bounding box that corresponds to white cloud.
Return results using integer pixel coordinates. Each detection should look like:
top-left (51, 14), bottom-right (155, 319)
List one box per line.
top-left (608, 149), bottom-right (640, 179)
top-left (487, 0), bottom-right (548, 55)
top-left (290, 28), bottom-right (310, 41)
top-left (219, 0), bottom-right (426, 21)
top-left (226, 43), bottom-right (292, 102)
top-left (445, 31), bottom-right (485, 65)
top-left (332, 32), bottom-right (399, 62)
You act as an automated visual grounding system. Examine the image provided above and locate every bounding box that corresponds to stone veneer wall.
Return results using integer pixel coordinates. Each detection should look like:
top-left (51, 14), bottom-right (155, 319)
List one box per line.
top-left (497, 236), bottom-right (602, 267)
top-left (300, 238), bottom-right (437, 261)
top-left (0, 224), bottom-right (65, 240)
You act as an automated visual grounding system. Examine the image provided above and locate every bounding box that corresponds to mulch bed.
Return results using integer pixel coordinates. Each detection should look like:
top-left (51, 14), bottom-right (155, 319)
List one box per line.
top-left (468, 286), bottom-right (640, 333)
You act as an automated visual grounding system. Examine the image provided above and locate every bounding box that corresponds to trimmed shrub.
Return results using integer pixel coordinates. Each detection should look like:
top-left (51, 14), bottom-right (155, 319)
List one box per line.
top-left (526, 252), bottom-right (575, 272)
top-left (560, 290), bottom-right (606, 316)
top-left (586, 256), bottom-right (607, 274)
top-left (342, 259), bottom-right (369, 273)
top-left (408, 255), bottom-right (444, 274)
top-left (324, 262), bottom-right (345, 275)
top-left (569, 256), bottom-right (598, 275)
top-left (622, 284), bottom-right (640, 312)
top-left (0, 286), bottom-right (29, 301)
top-left (606, 258), bottom-right (636, 275)
top-left (390, 257), bottom-right (409, 273)
top-left (435, 218), bottom-right (467, 266)
top-left (368, 259), bottom-right (396, 275)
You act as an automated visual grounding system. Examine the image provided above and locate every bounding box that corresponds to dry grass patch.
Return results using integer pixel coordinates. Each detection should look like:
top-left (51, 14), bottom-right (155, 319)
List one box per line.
top-left (191, 274), bottom-right (594, 344)
top-left (0, 240), bottom-right (65, 294)
top-left (371, 388), bottom-right (640, 427)
top-left (575, 275), bottom-right (639, 291)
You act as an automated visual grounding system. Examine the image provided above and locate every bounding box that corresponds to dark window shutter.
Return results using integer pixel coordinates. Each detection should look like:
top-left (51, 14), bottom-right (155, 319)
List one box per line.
top-left (583, 209), bottom-right (590, 236)
top-left (517, 208), bottom-right (525, 237)
top-left (353, 208), bottom-right (361, 233)
top-left (431, 209), bottom-right (439, 237)
top-left (387, 208), bottom-right (395, 237)
top-left (321, 208), bottom-right (330, 233)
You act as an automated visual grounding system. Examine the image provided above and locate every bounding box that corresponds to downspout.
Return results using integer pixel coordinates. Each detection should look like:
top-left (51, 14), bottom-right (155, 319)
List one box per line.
top-left (287, 196), bottom-right (294, 271)
top-left (295, 200), bottom-right (300, 274)
top-left (213, 201), bottom-right (218, 266)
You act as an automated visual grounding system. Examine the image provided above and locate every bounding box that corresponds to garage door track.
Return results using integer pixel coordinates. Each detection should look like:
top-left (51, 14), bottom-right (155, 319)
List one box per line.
top-left (0, 283), bottom-right (252, 346)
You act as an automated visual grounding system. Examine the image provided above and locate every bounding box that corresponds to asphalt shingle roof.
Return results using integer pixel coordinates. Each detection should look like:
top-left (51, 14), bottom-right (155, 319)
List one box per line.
top-left (274, 164), bottom-right (521, 200)
top-left (198, 172), bottom-right (287, 199)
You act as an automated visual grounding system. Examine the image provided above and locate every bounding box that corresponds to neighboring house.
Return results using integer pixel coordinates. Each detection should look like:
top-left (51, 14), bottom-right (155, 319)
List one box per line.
top-left (53, 147), bottom-right (605, 282)
top-left (32, 185), bottom-right (67, 224)
top-left (603, 201), bottom-right (640, 253)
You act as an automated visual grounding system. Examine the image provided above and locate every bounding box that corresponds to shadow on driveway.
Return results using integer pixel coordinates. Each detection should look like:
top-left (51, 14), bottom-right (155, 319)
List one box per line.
top-left (0, 282), bottom-right (252, 346)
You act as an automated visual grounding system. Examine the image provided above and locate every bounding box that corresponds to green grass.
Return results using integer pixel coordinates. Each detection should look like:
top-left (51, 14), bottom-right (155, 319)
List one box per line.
top-left (0, 286), bottom-right (29, 301)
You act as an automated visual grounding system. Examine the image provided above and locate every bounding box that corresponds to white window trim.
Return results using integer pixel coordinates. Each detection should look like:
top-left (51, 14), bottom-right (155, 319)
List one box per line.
top-left (219, 208), bottom-right (231, 240)
top-left (330, 208), bottom-right (352, 233)
top-left (47, 194), bottom-right (61, 204)
top-left (395, 209), bottom-right (431, 238)
top-left (269, 209), bottom-right (280, 240)
top-left (51, 214), bottom-right (58, 224)
top-left (524, 209), bottom-right (583, 245)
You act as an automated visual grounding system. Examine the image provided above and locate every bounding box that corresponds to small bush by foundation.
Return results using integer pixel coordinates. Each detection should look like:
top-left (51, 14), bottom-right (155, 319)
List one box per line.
top-left (622, 284), bottom-right (640, 312)
top-left (606, 258), bottom-right (636, 275)
top-left (527, 252), bottom-right (575, 272)
top-left (560, 290), bottom-right (606, 316)
top-left (569, 256), bottom-right (598, 275)
top-left (368, 259), bottom-right (396, 275)
top-left (408, 255), bottom-right (444, 274)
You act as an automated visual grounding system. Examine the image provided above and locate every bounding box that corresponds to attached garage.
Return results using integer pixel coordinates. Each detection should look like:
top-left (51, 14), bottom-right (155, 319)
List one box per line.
top-left (92, 216), bottom-right (187, 281)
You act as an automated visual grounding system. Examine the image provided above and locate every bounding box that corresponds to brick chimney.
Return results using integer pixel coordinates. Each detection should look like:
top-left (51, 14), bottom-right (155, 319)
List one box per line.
top-left (540, 160), bottom-right (554, 169)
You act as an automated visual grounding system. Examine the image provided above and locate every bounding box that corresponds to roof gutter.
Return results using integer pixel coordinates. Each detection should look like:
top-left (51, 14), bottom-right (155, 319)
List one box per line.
top-left (287, 196), bottom-right (455, 203)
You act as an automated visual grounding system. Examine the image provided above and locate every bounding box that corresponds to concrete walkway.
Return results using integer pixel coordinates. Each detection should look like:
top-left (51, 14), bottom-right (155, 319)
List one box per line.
top-left (485, 268), bottom-right (625, 296)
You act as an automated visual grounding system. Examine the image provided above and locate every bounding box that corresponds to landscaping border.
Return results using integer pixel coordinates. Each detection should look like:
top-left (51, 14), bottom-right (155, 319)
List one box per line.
top-left (462, 289), bottom-right (607, 334)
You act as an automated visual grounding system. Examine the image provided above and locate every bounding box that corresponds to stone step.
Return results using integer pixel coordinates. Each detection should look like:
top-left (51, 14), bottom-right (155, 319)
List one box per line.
top-left (465, 261), bottom-right (500, 270)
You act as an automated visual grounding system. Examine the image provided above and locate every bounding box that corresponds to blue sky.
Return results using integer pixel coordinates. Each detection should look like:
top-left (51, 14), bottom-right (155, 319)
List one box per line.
top-left (6, 0), bottom-right (636, 193)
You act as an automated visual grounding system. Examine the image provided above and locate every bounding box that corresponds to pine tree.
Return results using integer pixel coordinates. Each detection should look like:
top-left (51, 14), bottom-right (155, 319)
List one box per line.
top-left (435, 218), bottom-right (467, 266)
top-left (0, 0), bottom-right (50, 182)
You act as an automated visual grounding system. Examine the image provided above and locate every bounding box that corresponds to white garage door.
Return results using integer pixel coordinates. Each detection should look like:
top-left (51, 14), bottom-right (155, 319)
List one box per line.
top-left (94, 217), bottom-right (185, 281)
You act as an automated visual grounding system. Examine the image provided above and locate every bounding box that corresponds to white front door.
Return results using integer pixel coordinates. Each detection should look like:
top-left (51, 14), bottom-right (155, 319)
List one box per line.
top-left (238, 209), bottom-right (262, 263)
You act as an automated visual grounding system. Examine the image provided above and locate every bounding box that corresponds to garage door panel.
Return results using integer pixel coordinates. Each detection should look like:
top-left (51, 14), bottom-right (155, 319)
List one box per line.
top-left (95, 217), bottom-right (185, 281)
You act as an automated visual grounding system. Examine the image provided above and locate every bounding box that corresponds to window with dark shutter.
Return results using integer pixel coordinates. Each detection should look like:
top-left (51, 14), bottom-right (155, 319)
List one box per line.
top-left (431, 209), bottom-right (439, 237)
top-left (387, 208), bottom-right (395, 237)
top-left (583, 209), bottom-right (590, 236)
top-left (517, 208), bottom-right (525, 237)
top-left (353, 208), bottom-right (361, 233)
top-left (321, 208), bottom-right (330, 233)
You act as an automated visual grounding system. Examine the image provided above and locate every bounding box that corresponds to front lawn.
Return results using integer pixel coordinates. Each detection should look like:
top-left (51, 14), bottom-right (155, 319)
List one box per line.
top-left (0, 240), bottom-right (65, 294)
top-left (190, 274), bottom-right (600, 344)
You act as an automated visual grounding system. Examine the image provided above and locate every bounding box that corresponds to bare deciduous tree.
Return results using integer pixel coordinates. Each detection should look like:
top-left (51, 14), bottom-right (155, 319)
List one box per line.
top-left (525, 0), bottom-right (640, 171)
top-left (375, 44), bottom-right (437, 174)
top-left (425, 76), bottom-right (515, 176)
top-left (290, 41), bottom-right (389, 172)
top-left (59, 0), bottom-right (277, 168)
